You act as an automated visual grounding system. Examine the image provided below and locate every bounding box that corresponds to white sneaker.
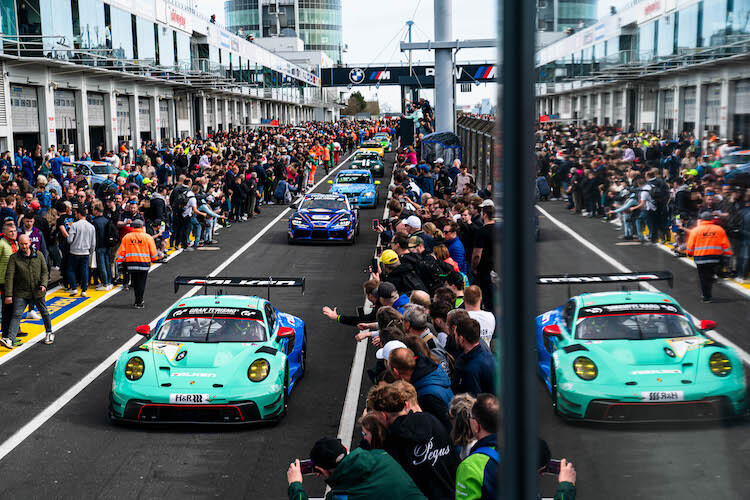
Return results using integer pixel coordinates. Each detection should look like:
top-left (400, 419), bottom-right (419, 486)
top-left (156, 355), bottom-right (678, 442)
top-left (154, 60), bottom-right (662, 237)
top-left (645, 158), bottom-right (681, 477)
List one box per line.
top-left (0, 337), bottom-right (12, 349)
top-left (106, 284), bottom-right (114, 290)
top-left (43, 332), bottom-right (54, 344)
top-left (80, 291), bottom-right (88, 297)
top-left (69, 289), bottom-right (77, 297)
top-left (27, 310), bottom-right (41, 320)
top-left (96, 285), bottom-right (107, 291)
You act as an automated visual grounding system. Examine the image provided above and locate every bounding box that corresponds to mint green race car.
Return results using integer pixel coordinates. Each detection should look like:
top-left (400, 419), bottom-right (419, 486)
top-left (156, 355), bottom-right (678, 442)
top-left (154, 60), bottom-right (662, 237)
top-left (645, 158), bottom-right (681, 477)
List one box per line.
top-left (536, 272), bottom-right (747, 422)
top-left (108, 277), bottom-right (307, 425)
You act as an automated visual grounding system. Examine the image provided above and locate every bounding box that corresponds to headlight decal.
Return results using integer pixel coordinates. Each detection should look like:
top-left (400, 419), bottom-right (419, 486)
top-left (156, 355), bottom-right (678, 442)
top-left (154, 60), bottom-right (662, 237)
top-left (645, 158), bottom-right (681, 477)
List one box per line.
top-left (573, 356), bottom-right (598, 381)
top-left (125, 357), bottom-right (145, 381)
top-left (708, 352), bottom-right (732, 377)
top-left (248, 359), bottom-right (271, 382)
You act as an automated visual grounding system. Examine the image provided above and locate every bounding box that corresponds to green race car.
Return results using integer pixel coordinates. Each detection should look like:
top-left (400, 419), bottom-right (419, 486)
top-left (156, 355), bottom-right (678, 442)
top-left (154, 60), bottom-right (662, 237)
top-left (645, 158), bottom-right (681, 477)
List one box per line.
top-left (536, 272), bottom-right (747, 422)
top-left (373, 133), bottom-right (391, 152)
top-left (350, 151), bottom-right (384, 178)
top-left (108, 276), bottom-right (307, 425)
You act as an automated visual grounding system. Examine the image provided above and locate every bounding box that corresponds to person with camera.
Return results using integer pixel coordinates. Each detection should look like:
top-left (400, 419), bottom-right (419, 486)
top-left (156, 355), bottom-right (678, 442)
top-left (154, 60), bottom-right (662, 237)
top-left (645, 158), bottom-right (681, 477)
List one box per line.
top-left (286, 436), bottom-right (425, 500)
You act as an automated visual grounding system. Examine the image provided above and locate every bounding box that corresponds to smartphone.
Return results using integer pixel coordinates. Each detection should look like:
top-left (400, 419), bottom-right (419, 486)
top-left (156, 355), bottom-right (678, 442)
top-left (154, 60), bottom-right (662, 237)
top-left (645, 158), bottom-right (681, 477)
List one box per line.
top-left (299, 459), bottom-right (316, 475)
top-left (372, 218), bottom-right (380, 231)
top-left (544, 459), bottom-right (562, 475)
top-left (356, 306), bottom-right (365, 318)
top-left (371, 258), bottom-right (378, 272)
top-left (376, 245), bottom-right (383, 257)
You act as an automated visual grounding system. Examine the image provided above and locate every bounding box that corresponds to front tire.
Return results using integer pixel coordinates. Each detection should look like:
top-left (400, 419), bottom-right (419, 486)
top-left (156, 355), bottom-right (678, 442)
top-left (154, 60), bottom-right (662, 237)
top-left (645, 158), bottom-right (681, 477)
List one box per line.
top-left (550, 361), bottom-right (562, 417)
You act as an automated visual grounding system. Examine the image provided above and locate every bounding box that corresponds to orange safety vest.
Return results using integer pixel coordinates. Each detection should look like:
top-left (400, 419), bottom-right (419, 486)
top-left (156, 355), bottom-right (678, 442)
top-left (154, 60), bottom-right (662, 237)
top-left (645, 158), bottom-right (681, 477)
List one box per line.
top-left (310, 145), bottom-right (324, 160)
top-left (686, 220), bottom-right (732, 264)
top-left (116, 228), bottom-right (158, 271)
top-left (321, 145), bottom-right (330, 161)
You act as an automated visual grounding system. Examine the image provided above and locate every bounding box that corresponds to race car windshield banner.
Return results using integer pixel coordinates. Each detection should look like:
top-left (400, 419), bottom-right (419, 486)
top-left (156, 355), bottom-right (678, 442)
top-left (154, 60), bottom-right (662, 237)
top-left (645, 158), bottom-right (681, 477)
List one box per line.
top-left (537, 271), bottom-right (673, 284)
top-left (578, 303), bottom-right (683, 318)
top-left (166, 307), bottom-right (263, 320)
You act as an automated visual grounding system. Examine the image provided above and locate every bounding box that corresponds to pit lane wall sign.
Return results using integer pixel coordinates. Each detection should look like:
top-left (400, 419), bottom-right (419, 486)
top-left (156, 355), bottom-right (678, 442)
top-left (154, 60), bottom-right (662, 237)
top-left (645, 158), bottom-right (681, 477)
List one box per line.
top-left (321, 64), bottom-right (498, 87)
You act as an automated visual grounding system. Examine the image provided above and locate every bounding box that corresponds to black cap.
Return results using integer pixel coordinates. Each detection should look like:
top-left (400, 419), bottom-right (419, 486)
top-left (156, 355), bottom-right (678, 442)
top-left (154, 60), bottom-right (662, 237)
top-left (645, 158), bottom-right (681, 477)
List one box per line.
top-left (445, 271), bottom-right (464, 288)
top-left (310, 437), bottom-right (347, 470)
top-left (372, 281), bottom-right (397, 300)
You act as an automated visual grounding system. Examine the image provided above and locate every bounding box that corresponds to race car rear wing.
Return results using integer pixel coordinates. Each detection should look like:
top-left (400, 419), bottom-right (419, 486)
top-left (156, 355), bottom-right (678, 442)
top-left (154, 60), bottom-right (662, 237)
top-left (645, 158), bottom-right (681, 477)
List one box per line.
top-left (174, 276), bottom-right (306, 300)
top-left (537, 271), bottom-right (673, 296)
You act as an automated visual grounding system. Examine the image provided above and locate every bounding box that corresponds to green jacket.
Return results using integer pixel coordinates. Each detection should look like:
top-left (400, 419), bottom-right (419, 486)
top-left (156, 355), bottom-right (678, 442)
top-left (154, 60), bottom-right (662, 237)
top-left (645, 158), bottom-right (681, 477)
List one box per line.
top-left (288, 448), bottom-right (426, 500)
top-left (554, 481), bottom-right (576, 500)
top-left (0, 237), bottom-right (17, 285)
top-left (5, 249), bottom-right (48, 299)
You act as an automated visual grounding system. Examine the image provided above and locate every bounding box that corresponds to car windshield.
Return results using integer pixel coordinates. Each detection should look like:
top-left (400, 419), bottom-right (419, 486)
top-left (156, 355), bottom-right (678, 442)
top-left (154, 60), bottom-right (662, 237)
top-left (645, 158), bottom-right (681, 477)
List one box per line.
top-left (89, 163), bottom-right (119, 174)
top-left (721, 153), bottom-right (750, 165)
top-left (362, 143), bottom-right (380, 148)
top-left (299, 197), bottom-right (347, 210)
top-left (157, 307), bottom-right (266, 342)
top-left (336, 173), bottom-right (371, 184)
top-left (354, 153), bottom-right (379, 161)
top-left (575, 312), bottom-right (695, 340)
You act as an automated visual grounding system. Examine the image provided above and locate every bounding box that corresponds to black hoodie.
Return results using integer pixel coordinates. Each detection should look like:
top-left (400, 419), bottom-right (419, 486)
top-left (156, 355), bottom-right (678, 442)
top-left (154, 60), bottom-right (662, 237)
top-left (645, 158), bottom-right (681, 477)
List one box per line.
top-left (385, 411), bottom-right (459, 500)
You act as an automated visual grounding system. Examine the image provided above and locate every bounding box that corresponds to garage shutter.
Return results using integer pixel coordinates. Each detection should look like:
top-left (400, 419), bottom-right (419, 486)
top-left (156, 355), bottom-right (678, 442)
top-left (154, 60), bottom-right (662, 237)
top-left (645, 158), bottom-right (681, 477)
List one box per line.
top-left (138, 97), bottom-right (151, 132)
top-left (705, 84), bottom-right (721, 126)
top-left (54, 90), bottom-right (77, 128)
top-left (159, 100), bottom-right (169, 128)
top-left (88, 93), bottom-right (105, 126)
top-left (683, 87), bottom-right (696, 119)
top-left (0, 62), bottom-right (6, 127)
top-left (206, 99), bottom-right (214, 125)
top-left (9, 85), bottom-right (40, 133)
top-left (734, 79), bottom-right (750, 115)
top-left (613, 91), bottom-right (624, 121)
top-left (116, 96), bottom-right (131, 136)
top-left (217, 100), bottom-right (224, 124)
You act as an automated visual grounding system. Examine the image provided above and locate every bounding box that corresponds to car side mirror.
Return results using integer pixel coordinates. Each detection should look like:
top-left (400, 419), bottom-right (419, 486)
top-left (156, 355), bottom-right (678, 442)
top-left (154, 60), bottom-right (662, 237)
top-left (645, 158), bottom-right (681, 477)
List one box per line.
top-left (543, 324), bottom-right (562, 337)
top-left (327, 180), bottom-right (333, 184)
top-left (136, 325), bottom-right (151, 336)
top-left (277, 326), bottom-right (295, 339)
top-left (375, 181), bottom-right (381, 185)
top-left (699, 320), bottom-right (717, 331)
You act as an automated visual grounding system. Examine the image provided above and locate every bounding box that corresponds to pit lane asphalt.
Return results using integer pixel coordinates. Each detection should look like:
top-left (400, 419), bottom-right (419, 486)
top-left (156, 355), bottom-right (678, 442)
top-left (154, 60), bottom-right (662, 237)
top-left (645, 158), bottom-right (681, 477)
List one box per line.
top-left (0, 154), bottom-right (392, 499)
top-left (536, 202), bottom-right (750, 499)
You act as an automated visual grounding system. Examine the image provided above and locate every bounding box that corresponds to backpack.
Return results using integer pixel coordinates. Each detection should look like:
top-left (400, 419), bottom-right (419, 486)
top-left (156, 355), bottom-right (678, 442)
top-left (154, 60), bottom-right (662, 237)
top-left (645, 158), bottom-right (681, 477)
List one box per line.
top-left (649, 179), bottom-right (669, 208)
top-left (104, 220), bottom-right (119, 248)
top-left (171, 185), bottom-right (189, 213)
top-left (422, 332), bottom-right (456, 380)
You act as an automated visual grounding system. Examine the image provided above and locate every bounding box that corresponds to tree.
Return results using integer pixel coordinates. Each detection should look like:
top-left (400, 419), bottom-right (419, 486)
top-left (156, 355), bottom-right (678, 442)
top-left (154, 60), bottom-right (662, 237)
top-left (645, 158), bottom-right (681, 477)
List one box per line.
top-left (364, 100), bottom-right (380, 116)
top-left (342, 91), bottom-right (366, 116)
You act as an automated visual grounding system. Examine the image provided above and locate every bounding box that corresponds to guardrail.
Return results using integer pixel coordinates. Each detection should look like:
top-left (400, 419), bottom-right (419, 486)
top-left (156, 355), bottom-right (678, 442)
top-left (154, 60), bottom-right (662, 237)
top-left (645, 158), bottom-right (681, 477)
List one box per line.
top-left (456, 115), bottom-right (496, 190)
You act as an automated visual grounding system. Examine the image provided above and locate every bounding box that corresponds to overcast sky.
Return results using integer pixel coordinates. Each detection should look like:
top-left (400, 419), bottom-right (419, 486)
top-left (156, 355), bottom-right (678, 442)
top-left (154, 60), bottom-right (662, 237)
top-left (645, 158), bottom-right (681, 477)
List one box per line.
top-left (201, 0), bottom-right (498, 110)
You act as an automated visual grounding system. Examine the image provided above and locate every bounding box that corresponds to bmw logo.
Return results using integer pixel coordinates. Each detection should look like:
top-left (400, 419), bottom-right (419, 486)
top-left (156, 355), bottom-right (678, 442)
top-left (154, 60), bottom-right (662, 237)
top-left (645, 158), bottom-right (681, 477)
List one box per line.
top-left (349, 68), bottom-right (365, 84)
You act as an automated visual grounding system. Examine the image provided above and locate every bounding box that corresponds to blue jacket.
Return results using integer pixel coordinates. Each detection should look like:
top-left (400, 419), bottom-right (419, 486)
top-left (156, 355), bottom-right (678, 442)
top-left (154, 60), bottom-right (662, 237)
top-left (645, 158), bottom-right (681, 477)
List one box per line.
top-left (410, 355), bottom-right (454, 430)
top-left (454, 344), bottom-right (496, 396)
top-left (455, 433), bottom-right (498, 500)
top-left (393, 293), bottom-right (409, 313)
top-left (445, 236), bottom-right (467, 275)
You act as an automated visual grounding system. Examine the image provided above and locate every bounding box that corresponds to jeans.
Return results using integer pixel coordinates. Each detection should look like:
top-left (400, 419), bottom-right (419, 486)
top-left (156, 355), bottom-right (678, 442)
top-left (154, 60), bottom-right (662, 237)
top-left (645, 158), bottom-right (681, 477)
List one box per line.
top-left (67, 254), bottom-right (90, 291)
top-left (190, 216), bottom-right (202, 246)
top-left (738, 240), bottom-right (750, 279)
top-left (204, 219), bottom-right (215, 242)
top-left (620, 213), bottom-right (634, 238)
top-left (635, 211), bottom-right (649, 240)
top-left (7, 297), bottom-right (52, 342)
top-left (96, 247), bottom-right (111, 286)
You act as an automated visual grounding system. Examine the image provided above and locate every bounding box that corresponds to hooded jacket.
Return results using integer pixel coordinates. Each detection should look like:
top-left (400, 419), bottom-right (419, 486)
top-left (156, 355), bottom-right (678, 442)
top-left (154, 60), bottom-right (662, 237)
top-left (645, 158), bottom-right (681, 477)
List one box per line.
top-left (383, 261), bottom-right (428, 295)
top-left (410, 355), bottom-right (454, 431)
top-left (385, 411), bottom-right (459, 500)
top-left (287, 448), bottom-right (425, 500)
top-left (5, 247), bottom-right (48, 299)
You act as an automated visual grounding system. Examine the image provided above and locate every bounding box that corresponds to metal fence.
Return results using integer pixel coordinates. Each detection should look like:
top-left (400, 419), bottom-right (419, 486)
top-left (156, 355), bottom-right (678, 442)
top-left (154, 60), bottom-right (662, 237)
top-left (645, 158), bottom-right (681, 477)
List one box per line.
top-left (456, 115), bottom-right (496, 190)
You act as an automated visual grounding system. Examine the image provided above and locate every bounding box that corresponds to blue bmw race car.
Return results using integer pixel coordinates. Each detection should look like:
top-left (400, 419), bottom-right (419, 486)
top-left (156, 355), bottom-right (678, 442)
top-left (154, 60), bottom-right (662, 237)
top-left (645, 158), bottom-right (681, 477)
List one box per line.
top-left (288, 193), bottom-right (359, 244)
top-left (327, 169), bottom-right (380, 208)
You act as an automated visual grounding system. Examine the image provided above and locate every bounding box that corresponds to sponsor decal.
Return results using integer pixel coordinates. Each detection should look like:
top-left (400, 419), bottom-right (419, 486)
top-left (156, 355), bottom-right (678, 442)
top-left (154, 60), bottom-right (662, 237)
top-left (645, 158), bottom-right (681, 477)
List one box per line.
top-left (578, 303), bottom-right (681, 317)
top-left (167, 307), bottom-right (263, 320)
top-left (631, 369), bottom-right (682, 375)
top-left (172, 372), bottom-right (217, 378)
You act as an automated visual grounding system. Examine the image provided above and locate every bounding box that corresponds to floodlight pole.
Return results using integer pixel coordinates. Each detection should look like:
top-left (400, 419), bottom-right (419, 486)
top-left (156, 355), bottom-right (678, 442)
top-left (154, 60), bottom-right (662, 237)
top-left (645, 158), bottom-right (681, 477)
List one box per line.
top-left (434, 0), bottom-right (454, 133)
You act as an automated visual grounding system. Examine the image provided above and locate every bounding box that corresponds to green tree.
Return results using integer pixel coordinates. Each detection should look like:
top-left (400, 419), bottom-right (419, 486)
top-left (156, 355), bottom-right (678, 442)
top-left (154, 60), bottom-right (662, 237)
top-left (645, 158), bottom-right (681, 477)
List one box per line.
top-left (342, 91), bottom-right (366, 116)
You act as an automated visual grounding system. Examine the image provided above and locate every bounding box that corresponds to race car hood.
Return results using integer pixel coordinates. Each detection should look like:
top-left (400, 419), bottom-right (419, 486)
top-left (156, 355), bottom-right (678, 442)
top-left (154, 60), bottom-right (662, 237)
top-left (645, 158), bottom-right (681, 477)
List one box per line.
top-left (143, 341), bottom-right (258, 388)
top-left (296, 209), bottom-right (349, 226)
top-left (330, 183), bottom-right (373, 194)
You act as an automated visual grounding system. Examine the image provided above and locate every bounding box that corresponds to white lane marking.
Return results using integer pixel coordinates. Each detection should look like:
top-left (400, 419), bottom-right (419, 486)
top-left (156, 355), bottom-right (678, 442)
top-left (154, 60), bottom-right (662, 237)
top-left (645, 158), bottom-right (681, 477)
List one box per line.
top-left (0, 151), bottom-right (356, 463)
top-left (537, 205), bottom-right (750, 366)
top-left (0, 248), bottom-right (184, 366)
top-left (337, 152), bottom-right (396, 450)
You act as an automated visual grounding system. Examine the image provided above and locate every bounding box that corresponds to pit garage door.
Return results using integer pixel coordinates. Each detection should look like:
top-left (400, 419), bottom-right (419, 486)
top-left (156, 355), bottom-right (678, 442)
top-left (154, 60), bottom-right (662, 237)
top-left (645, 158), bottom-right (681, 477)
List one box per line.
top-left (138, 97), bottom-right (151, 133)
top-left (116, 95), bottom-right (131, 140)
top-left (9, 85), bottom-right (40, 133)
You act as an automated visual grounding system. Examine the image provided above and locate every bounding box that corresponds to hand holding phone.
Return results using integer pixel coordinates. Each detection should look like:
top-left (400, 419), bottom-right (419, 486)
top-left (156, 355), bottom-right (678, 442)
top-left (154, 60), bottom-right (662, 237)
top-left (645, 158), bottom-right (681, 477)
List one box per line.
top-left (544, 459), bottom-right (562, 475)
top-left (299, 459), bottom-right (316, 475)
top-left (372, 218), bottom-right (380, 231)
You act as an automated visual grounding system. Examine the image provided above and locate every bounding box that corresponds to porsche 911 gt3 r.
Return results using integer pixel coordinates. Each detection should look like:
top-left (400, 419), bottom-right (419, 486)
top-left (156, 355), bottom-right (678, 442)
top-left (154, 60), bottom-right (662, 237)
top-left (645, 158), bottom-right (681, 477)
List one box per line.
top-left (328, 170), bottom-right (380, 208)
top-left (288, 193), bottom-right (359, 244)
top-left (108, 277), bottom-right (307, 424)
top-left (536, 272), bottom-right (747, 422)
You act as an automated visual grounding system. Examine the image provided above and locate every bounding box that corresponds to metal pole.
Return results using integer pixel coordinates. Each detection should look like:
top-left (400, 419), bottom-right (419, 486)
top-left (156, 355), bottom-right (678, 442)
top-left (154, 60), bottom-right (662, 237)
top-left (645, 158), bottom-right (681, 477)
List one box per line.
top-left (499, 0), bottom-right (538, 496)
top-left (433, 0), bottom-right (454, 133)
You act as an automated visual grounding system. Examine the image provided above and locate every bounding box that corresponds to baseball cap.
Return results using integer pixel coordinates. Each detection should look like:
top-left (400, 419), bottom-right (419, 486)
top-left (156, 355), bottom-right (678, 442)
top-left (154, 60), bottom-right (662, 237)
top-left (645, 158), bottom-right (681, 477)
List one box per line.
top-left (142, 178), bottom-right (152, 185)
top-left (435, 158), bottom-right (445, 164)
top-left (151, 219), bottom-right (162, 226)
top-left (379, 249), bottom-right (399, 265)
top-left (403, 215), bottom-right (422, 230)
top-left (29, 201), bottom-right (40, 210)
top-left (372, 281), bottom-right (398, 300)
top-left (479, 199), bottom-right (495, 208)
top-left (407, 235), bottom-right (424, 249)
top-left (131, 219), bottom-right (144, 228)
top-left (445, 271), bottom-right (464, 288)
top-left (310, 437), bottom-right (347, 470)
top-left (376, 340), bottom-right (408, 360)
top-left (699, 212), bottom-right (714, 220)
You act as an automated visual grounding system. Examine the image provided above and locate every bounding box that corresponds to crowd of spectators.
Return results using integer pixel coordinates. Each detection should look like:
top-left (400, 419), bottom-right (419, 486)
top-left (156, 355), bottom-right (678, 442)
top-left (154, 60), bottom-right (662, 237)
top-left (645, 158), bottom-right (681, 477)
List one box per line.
top-left (534, 124), bottom-right (750, 283)
top-left (288, 124), bottom-right (576, 499)
top-left (0, 119), bottom-right (393, 348)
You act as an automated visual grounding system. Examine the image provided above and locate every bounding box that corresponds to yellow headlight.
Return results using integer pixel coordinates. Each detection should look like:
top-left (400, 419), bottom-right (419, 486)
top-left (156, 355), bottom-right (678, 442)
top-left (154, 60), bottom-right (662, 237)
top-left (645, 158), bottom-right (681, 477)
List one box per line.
top-left (248, 359), bottom-right (270, 382)
top-left (573, 357), bottom-right (598, 381)
top-left (125, 356), bottom-right (145, 381)
top-left (709, 352), bottom-right (732, 377)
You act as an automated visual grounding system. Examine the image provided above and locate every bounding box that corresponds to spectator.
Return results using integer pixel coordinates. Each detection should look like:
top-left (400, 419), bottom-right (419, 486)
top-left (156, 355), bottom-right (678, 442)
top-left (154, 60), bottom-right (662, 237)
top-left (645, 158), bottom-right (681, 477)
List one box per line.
top-left (286, 436), bottom-right (425, 500)
top-left (448, 393), bottom-right (477, 460)
top-left (453, 317), bottom-right (495, 395)
top-left (471, 205), bottom-right (495, 311)
top-left (403, 304), bottom-right (451, 375)
top-left (0, 222), bottom-right (18, 342)
top-left (686, 211), bottom-right (733, 302)
top-left (389, 346), bottom-right (454, 431)
top-left (454, 393), bottom-right (499, 499)
top-left (66, 207), bottom-right (96, 297)
top-left (377, 249), bottom-right (428, 295)
top-left (464, 285), bottom-right (495, 347)
top-left (369, 381), bottom-right (459, 499)
top-left (442, 220), bottom-right (467, 275)
top-left (2, 234), bottom-right (53, 348)
top-left (91, 202), bottom-right (115, 290)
